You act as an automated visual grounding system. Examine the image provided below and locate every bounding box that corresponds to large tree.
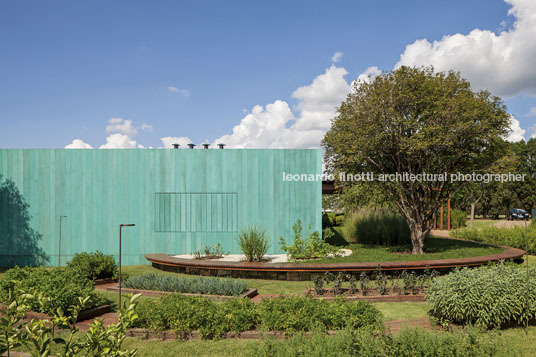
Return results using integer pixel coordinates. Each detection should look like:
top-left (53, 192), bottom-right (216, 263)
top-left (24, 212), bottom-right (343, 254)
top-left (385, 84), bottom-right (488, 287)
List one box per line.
top-left (323, 66), bottom-right (510, 254)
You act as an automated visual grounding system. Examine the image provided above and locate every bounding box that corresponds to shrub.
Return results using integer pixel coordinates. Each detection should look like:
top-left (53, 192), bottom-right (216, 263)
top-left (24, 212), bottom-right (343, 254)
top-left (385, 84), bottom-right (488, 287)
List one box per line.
top-left (237, 226), bottom-right (270, 262)
top-left (451, 222), bottom-right (536, 253)
top-left (257, 296), bottom-right (383, 333)
top-left (134, 295), bottom-right (382, 339)
top-left (322, 212), bottom-right (336, 228)
top-left (335, 214), bottom-right (344, 226)
top-left (192, 243), bottom-right (227, 259)
top-left (123, 273), bottom-right (247, 296)
top-left (66, 250), bottom-right (118, 280)
top-left (342, 208), bottom-right (410, 246)
top-left (279, 219), bottom-right (338, 260)
top-left (427, 262), bottom-right (536, 328)
top-left (254, 326), bottom-right (498, 357)
top-left (0, 267), bottom-right (107, 316)
top-left (441, 208), bottom-right (466, 229)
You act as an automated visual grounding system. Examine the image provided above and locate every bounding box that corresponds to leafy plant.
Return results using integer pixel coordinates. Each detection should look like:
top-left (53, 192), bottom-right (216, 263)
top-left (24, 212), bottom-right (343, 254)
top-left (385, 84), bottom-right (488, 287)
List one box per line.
top-left (66, 250), bottom-right (118, 280)
top-left (237, 226), bottom-right (270, 262)
top-left (192, 243), bottom-right (228, 259)
top-left (359, 272), bottom-right (370, 296)
top-left (373, 265), bottom-right (389, 295)
top-left (279, 219), bottom-right (338, 260)
top-left (333, 273), bottom-right (345, 296)
top-left (348, 274), bottom-right (357, 295)
top-left (0, 267), bottom-right (108, 316)
top-left (312, 276), bottom-right (324, 296)
top-left (427, 262), bottom-right (536, 328)
top-left (123, 273), bottom-right (247, 296)
top-left (342, 208), bottom-right (411, 246)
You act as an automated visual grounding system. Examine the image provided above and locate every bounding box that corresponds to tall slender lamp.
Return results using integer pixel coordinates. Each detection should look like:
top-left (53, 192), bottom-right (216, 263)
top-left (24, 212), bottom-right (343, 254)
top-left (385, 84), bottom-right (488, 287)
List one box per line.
top-left (119, 223), bottom-right (135, 309)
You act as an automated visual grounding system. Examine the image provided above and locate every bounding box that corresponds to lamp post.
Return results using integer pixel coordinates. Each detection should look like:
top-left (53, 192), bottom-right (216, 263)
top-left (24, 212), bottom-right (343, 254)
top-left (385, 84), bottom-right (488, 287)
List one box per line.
top-left (119, 223), bottom-right (135, 309)
top-left (58, 215), bottom-right (67, 267)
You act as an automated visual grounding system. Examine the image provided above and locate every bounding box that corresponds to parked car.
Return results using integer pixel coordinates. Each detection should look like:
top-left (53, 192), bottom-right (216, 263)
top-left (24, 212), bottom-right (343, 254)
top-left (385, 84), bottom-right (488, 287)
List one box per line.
top-left (507, 208), bottom-right (530, 220)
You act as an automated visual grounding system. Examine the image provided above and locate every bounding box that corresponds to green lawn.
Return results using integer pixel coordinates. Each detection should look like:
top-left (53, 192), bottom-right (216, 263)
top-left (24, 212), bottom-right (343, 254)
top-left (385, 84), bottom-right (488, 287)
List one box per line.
top-left (301, 235), bottom-right (504, 264)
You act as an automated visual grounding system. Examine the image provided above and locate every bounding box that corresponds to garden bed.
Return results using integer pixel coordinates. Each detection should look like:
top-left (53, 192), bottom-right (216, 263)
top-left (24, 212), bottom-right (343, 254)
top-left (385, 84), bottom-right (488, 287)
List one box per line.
top-left (106, 285), bottom-right (258, 301)
top-left (0, 303), bottom-right (112, 322)
top-left (303, 288), bottom-right (426, 302)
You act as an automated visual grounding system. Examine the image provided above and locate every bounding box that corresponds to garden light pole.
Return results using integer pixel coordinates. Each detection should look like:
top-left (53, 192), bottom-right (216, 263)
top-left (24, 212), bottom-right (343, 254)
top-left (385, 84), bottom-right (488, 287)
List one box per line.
top-left (119, 223), bottom-right (135, 309)
top-left (58, 215), bottom-right (67, 267)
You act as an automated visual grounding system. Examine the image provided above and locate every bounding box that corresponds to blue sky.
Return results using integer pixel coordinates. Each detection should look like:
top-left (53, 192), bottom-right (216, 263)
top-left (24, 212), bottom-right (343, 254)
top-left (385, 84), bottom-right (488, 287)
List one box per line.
top-left (0, 0), bottom-right (534, 149)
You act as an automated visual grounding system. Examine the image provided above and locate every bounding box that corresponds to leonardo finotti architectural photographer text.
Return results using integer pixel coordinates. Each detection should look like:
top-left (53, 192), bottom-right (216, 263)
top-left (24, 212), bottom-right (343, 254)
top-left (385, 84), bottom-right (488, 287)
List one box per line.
top-left (282, 172), bottom-right (526, 183)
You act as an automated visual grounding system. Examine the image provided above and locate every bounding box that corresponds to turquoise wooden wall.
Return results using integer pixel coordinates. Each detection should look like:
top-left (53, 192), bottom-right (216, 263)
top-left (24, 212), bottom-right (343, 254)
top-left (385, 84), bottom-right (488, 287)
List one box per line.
top-left (0, 149), bottom-right (321, 266)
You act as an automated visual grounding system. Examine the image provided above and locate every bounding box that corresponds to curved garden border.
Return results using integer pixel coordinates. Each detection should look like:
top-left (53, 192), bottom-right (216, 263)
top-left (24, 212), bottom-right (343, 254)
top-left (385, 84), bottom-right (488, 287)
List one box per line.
top-left (146, 242), bottom-right (525, 281)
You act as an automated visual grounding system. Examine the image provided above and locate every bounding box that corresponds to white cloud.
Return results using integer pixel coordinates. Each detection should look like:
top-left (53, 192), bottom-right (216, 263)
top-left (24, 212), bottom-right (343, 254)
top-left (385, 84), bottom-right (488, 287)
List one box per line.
top-left (396, 0), bottom-right (536, 98)
top-left (331, 51), bottom-right (343, 63)
top-left (168, 86), bottom-right (191, 97)
top-left (65, 139), bottom-right (93, 149)
top-left (213, 65), bottom-right (352, 148)
top-left (530, 125), bottom-right (536, 139)
top-left (160, 136), bottom-right (192, 148)
top-left (100, 133), bottom-right (138, 149)
top-left (355, 66), bottom-right (382, 84)
top-left (140, 123), bottom-right (153, 132)
top-left (504, 115), bottom-right (526, 142)
top-left (106, 118), bottom-right (138, 137)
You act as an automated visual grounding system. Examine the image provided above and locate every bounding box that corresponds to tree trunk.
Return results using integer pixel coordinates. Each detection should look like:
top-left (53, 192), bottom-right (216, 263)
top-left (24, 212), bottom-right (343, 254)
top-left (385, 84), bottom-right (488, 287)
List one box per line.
top-left (470, 202), bottom-right (476, 229)
top-left (409, 224), bottom-right (425, 254)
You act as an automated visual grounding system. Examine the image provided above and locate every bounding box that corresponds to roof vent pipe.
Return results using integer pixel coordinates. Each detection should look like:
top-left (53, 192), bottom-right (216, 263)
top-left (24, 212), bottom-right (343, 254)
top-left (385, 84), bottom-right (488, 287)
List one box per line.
top-left (172, 143), bottom-right (180, 149)
top-left (217, 143), bottom-right (225, 149)
top-left (187, 143), bottom-right (196, 149)
top-left (202, 143), bottom-right (210, 149)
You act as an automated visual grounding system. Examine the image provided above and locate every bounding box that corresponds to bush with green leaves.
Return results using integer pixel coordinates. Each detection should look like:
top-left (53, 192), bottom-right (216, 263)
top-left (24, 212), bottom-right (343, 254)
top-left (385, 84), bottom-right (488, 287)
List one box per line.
top-left (427, 262), bottom-right (536, 328)
top-left (66, 250), bottom-right (118, 280)
top-left (257, 296), bottom-right (383, 333)
top-left (134, 294), bottom-right (382, 339)
top-left (342, 208), bottom-right (410, 246)
top-left (123, 273), bottom-right (247, 296)
top-left (279, 219), bottom-right (338, 260)
top-left (135, 294), bottom-right (259, 339)
top-left (237, 226), bottom-right (270, 262)
top-left (451, 221), bottom-right (536, 253)
top-left (254, 326), bottom-right (499, 357)
top-left (322, 212), bottom-right (336, 228)
top-left (0, 267), bottom-right (108, 317)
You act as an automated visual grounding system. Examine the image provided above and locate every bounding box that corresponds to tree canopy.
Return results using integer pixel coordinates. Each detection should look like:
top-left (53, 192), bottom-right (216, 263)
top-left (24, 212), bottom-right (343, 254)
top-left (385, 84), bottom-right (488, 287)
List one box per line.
top-left (323, 66), bottom-right (510, 254)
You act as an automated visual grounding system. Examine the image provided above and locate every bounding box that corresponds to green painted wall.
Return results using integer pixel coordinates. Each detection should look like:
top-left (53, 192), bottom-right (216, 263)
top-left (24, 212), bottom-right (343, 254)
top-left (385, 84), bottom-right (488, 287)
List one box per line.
top-left (0, 149), bottom-right (321, 266)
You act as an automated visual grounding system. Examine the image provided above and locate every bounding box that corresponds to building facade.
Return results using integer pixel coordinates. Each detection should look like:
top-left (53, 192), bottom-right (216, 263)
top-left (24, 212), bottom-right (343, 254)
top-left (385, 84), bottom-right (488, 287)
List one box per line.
top-left (0, 149), bottom-right (321, 266)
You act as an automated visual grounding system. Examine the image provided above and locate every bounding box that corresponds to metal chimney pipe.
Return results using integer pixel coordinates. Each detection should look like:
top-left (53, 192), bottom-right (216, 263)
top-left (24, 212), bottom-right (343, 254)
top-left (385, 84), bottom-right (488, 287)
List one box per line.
top-left (187, 143), bottom-right (196, 149)
top-left (172, 143), bottom-right (180, 149)
top-left (202, 143), bottom-right (209, 149)
top-left (217, 143), bottom-right (225, 149)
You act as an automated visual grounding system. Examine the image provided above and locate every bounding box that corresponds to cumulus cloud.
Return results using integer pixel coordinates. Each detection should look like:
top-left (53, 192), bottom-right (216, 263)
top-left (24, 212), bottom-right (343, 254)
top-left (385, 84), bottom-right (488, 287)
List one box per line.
top-left (160, 136), bottom-right (193, 148)
top-left (100, 133), bottom-right (139, 149)
top-left (168, 86), bottom-right (191, 97)
top-left (355, 66), bottom-right (382, 84)
top-left (65, 139), bottom-right (93, 149)
top-left (396, 0), bottom-right (536, 98)
top-left (140, 123), bottom-right (153, 132)
top-left (331, 51), bottom-right (343, 63)
top-left (213, 65), bottom-right (352, 148)
top-left (504, 116), bottom-right (526, 142)
top-left (106, 118), bottom-right (138, 137)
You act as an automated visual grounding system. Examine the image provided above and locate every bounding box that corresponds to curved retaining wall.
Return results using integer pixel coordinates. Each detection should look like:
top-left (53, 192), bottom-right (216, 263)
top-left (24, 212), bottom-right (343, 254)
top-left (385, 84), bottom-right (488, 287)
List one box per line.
top-left (145, 244), bottom-right (525, 281)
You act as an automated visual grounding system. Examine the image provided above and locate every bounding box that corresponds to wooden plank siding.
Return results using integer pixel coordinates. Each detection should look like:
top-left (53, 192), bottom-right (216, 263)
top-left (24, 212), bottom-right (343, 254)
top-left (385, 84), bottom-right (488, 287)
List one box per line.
top-left (0, 149), bottom-right (321, 266)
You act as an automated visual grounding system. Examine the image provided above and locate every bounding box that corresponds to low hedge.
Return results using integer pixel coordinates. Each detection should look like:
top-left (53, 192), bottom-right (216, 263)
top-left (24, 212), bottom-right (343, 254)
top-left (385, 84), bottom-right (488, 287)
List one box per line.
top-left (135, 295), bottom-right (383, 339)
top-left (0, 267), bottom-right (108, 316)
top-left (66, 250), bottom-right (118, 280)
top-left (427, 263), bottom-right (536, 328)
top-left (254, 327), bottom-right (499, 357)
top-left (123, 273), bottom-right (248, 296)
top-left (451, 221), bottom-right (536, 253)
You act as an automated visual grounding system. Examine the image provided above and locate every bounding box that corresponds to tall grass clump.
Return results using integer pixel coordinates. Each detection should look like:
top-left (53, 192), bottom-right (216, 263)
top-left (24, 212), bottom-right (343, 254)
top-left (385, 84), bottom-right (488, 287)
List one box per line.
top-left (123, 273), bottom-right (248, 296)
top-left (238, 225), bottom-right (270, 262)
top-left (343, 208), bottom-right (410, 246)
top-left (451, 220), bottom-right (536, 253)
top-left (427, 262), bottom-right (536, 328)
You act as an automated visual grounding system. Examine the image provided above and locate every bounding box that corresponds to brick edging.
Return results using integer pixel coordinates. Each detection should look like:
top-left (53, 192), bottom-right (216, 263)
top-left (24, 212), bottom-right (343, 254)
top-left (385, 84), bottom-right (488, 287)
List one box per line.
top-left (0, 304), bottom-right (111, 322)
